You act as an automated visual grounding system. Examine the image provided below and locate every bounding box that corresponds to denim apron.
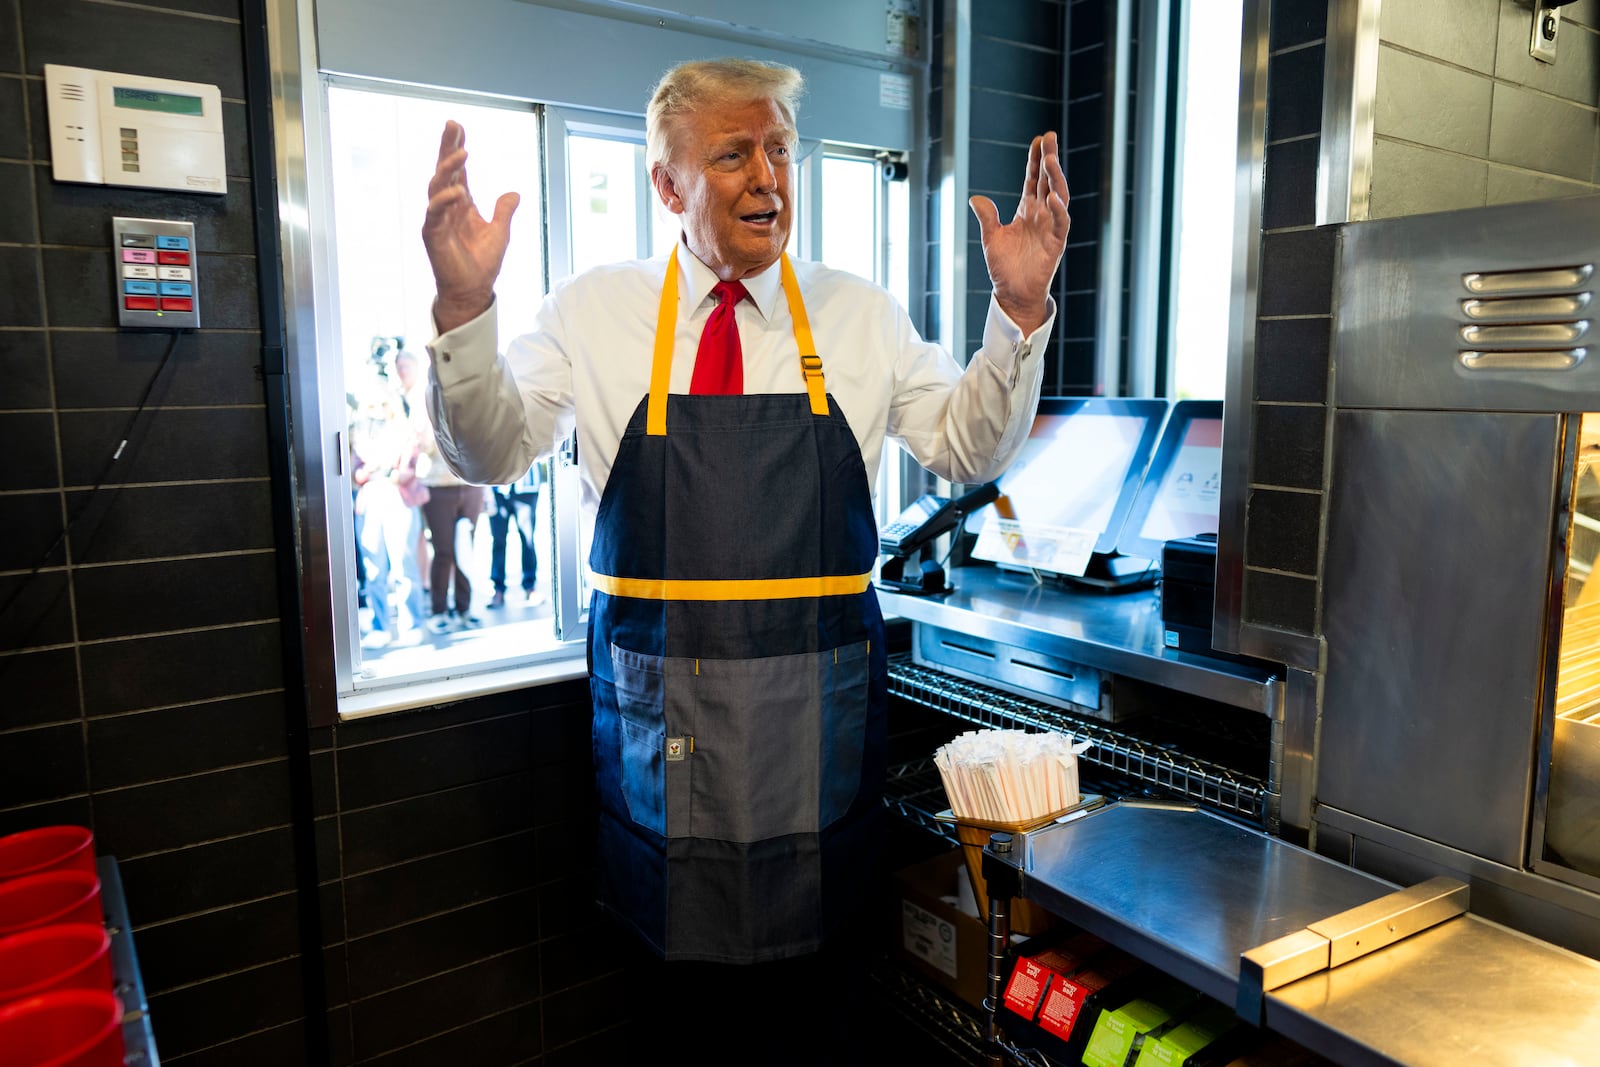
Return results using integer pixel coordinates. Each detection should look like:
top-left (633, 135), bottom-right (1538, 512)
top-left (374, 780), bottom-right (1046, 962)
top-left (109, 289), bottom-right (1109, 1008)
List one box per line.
top-left (587, 247), bottom-right (888, 963)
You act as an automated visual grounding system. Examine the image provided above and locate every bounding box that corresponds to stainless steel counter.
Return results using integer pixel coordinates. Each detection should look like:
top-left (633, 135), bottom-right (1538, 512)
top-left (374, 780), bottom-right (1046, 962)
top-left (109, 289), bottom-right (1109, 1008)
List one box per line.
top-left (995, 802), bottom-right (1600, 1066)
top-left (878, 567), bottom-right (1283, 716)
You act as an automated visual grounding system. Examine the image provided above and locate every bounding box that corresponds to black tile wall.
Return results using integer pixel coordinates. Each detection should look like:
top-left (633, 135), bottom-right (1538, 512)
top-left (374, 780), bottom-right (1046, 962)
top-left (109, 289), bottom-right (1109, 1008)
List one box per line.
top-left (2, 721), bottom-right (88, 803)
top-left (1269, 0), bottom-right (1328, 52)
top-left (67, 481), bottom-right (275, 563)
top-left (971, 86), bottom-right (1062, 144)
top-left (86, 694), bottom-right (290, 789)
top-left (1244, 568), bottom-right (1318, 633)
top-left (0, 648), bottom-right (77, 728)
top-left (1251, 404), bottom-right (1327, 489)
top-left (51, 330), bottom-right (264, 408)
top-left (57, 408), bottom-right (270, 485)
top-left (19, 0), bottom-right (247, 96)
top-left (0, 569), bottom-right (71, 648)
top-left (1259, 226), bottom-right (1337, 317)
top-left (94, 761), bottom-right (293, 857)
top-left (145, 957), bottom-right (305, 1060)
top-left (0, 245), bottom-right (45, 325)
top-left (134, 893), bottom-right (302, 993)
top-left (0, 160), bottom-right (37, 242)
top-left (0, 329), bottom-right (51, 407)
top-left (1263, 136), bottom-right (1319, 230)
top-left (345, 889), bottom-right (539, 1000)
top-left (1245, 489), bottom-right (1323, 575)
top-left (1241, 5), bottom-right (1338, 643)
top-left (1265, 44), bottom-right (1326, 142)
top-left (0, 76), bottom-right (26, 155)
top-left (0, 490), bottom-right (65, 570)
top-left (347, 945), bottom-right (541, 1062)
top-left (159, 1021), bottom-right (310, 1067)
top-left (78, 623), bottom-right (283, 716)
top-left (356, 1008), bottom-right (540, 1067)
top-left (1254, 317), bottom-right (1331, 403)
top-left (982, 0), bottom-right (1065, 45)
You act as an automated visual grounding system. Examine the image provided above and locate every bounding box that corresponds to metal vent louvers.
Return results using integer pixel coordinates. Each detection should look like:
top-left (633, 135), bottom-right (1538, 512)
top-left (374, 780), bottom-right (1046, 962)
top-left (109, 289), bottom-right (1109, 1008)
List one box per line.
top-left (1459, 265), bottom-right (1594, 370)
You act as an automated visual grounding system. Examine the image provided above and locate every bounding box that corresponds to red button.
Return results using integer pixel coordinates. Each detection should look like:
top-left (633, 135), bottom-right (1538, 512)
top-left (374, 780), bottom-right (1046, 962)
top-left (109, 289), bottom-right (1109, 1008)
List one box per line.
top-left (160, 297), bottom-right (193, 312)
top-left (157, 251), bottom-right (190, 266)
top-left (124, 296), bottom-right (158, 311)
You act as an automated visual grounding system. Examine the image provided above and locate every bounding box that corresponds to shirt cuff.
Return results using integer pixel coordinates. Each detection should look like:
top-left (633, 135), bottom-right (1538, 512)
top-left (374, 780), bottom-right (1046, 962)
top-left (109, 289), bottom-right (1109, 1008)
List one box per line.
top-left (982, 294), bottom-right (1056, 375)
top-left (425, 297), bottom-right (498, 385)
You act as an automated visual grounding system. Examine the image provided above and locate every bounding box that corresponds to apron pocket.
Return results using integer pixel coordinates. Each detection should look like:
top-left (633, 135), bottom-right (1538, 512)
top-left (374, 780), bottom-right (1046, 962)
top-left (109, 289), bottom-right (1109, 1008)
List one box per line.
top-left (611, 644), bottom-right (667, 837)
top-left (677, 640), bottom-right (872, 843)
top-left (818, 639), bottom-right (871, 827)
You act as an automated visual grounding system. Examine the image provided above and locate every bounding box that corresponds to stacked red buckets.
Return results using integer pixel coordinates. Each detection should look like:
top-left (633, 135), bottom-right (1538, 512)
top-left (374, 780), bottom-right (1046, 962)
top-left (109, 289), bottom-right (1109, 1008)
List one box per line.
top-left (0, 827), bottom-right (125, 1067)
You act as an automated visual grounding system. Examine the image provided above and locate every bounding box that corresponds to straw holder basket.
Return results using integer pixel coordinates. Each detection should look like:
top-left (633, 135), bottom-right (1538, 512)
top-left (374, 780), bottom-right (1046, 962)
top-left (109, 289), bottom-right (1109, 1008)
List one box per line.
top-left (938, 807), bottom-right (1073, 936)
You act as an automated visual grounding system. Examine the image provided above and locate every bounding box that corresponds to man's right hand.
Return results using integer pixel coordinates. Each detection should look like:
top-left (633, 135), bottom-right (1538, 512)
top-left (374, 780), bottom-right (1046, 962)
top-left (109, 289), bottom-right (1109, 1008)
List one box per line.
top-left (422, 120), bottom-right (521, 334)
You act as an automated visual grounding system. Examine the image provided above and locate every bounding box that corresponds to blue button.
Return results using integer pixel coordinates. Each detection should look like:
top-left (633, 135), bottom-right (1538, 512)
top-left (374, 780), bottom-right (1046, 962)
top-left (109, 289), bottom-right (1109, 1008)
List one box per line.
top-left (158, 281), bottom-right (193, 297)
top-left (155, 235), bottom-right (190, 250)
top-left (123, 280), bottom-right (158, 295)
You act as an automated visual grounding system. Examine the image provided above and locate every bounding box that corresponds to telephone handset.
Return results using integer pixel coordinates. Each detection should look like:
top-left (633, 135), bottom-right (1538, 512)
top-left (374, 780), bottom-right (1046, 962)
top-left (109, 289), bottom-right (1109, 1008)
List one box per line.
top-left (878, 481), bottom-right (1001, 558)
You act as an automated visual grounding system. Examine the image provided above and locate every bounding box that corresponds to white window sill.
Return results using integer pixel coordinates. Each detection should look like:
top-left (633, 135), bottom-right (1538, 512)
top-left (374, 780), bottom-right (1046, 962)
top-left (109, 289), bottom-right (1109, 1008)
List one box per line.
top-left (338, 649), bottom-right (589, 720)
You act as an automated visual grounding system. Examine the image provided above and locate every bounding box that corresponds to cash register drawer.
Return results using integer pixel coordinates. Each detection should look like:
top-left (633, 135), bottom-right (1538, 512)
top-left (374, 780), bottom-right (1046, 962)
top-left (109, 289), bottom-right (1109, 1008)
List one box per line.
top-left (912, 623), bottom-right (1111, 718)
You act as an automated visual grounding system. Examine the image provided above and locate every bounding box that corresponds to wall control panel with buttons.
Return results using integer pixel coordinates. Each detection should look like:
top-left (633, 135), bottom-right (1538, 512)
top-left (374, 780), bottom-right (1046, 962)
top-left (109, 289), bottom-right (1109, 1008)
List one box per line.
top-left (113, 217), bottom-right (199, 328)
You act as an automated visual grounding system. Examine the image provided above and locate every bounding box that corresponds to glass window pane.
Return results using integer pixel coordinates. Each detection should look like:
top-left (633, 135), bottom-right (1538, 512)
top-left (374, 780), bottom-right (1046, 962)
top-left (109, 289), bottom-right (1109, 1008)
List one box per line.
top-left (569, 135), bottom-right (645, 274)
top-left (326, 86), bottom-right (562, 689)
top-left (821, 155), bottom-right (879, 282)
top-left (1170, 0), bottom-right (1243, 400)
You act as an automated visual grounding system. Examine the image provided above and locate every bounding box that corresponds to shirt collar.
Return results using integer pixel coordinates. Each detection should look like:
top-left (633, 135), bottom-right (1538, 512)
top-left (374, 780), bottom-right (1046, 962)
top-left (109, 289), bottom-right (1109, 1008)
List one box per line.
top-left (675, 237), bottom-right (783, 323)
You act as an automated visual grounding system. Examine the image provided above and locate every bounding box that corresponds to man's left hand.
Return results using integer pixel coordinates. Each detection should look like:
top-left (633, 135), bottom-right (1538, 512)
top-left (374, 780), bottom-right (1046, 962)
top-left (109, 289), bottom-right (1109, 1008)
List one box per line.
top-left (969, 131), bottom-right (1071, 337)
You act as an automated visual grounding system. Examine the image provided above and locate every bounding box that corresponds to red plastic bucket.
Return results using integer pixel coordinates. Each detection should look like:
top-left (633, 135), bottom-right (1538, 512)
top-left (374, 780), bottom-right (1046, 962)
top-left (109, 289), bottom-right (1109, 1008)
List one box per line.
top-left (0, 925), bottom-right (113, 1010)
top-left (0, 828), bottom-right (96, 884)
top-left (0, 990), bottom-right (125, 1067)
top-left (0, 873), bottom-right (102, 939)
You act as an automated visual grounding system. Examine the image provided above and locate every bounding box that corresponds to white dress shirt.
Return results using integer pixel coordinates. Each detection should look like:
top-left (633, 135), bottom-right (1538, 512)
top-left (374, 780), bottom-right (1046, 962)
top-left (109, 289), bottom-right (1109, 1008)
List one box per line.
top-left (425, 244), bottom-right (1052, 560)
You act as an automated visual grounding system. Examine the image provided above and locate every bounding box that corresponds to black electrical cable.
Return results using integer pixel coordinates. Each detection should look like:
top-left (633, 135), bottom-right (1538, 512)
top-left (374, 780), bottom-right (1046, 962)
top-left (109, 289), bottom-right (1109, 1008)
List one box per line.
top-left (0, 329), bottom-right (181, 633)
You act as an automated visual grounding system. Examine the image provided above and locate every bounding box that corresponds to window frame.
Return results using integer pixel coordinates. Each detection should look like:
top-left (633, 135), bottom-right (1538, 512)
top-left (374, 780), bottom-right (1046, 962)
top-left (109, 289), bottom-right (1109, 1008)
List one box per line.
top-left (284, 74), bottom-right (919, 723)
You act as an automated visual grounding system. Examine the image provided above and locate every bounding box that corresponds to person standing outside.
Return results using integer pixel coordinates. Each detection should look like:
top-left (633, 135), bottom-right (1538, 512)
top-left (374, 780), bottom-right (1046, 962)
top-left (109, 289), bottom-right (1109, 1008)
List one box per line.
top-left (421, 57), bottom-right (1068, 1047)
top-left (486, 460), bottom-right (546, 609)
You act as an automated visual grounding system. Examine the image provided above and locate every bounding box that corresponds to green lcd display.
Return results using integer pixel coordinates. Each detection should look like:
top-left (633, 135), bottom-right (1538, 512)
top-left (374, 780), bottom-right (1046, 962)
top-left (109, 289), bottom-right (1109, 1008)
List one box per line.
top-left (112, 86), bottom-right (204, 117)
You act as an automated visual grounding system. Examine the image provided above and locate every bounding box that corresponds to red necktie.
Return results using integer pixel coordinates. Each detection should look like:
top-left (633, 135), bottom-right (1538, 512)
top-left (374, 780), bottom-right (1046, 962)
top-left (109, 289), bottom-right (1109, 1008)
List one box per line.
top-left (690, 280), bottom-right (749, 395)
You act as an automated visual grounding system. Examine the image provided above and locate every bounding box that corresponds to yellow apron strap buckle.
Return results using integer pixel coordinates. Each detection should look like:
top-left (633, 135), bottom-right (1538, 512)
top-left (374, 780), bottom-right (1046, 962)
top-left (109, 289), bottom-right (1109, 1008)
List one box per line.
top-left (781, 255), bottom-right (829, 416)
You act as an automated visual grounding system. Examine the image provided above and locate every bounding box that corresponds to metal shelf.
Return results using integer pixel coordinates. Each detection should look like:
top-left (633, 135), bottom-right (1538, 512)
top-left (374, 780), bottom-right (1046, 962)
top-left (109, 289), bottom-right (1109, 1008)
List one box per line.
top-left (889, 655), bottom-right (1270, 826)
top-left (870, 958), bottom-right (987, 1062)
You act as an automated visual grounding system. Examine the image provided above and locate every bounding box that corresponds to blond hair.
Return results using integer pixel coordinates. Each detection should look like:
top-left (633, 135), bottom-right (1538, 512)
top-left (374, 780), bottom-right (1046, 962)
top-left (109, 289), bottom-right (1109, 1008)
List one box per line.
top-left (645, 58), bottom-right (804, 170)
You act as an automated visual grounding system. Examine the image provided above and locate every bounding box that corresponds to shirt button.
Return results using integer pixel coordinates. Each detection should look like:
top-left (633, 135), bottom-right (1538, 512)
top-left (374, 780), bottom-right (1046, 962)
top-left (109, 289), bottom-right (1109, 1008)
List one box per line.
top-left (440, 351), bottom-right (452, 362)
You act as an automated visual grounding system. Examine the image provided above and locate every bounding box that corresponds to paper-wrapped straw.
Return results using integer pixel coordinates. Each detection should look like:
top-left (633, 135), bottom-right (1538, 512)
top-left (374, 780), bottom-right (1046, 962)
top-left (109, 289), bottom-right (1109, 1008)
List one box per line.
top-left (934, 728), bottom-right (1093, 823)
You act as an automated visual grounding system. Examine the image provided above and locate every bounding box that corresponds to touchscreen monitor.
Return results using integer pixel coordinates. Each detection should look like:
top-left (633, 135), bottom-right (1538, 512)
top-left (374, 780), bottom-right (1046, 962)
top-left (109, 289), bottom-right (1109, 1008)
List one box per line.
top-left (1115, 399), bottom-right (1224, 563)
top-left (969, 397), bottom-right (1170, 576)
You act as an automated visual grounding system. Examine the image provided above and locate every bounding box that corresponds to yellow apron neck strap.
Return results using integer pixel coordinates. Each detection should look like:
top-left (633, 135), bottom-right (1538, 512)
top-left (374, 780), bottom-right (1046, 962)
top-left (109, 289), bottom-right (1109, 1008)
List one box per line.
top-left (781, 255), bottom-right (829, 418)
top-left (647, 248), bottom-right (828, 436)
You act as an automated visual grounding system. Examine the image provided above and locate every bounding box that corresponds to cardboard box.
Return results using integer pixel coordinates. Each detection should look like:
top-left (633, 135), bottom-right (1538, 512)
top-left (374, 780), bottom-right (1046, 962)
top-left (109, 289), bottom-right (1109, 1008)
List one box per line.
top-left (893, 848), bottom-right (993, 1011)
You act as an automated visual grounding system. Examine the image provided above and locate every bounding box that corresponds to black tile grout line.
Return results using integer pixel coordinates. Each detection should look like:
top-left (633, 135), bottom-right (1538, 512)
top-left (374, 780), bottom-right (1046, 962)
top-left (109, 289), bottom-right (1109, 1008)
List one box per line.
top-left (340, 994), bottom-right (546, 1064)
top-left (339, 944), bottom-right (543, 1010)
top-left (126, 886), bottom-right (300, 933)
top-left (335, 826), bottom-right (540, 887)
top-left (325, 767), bottom-right (542, 820)
top-left (331, 705), bottom-right (543, 752)
top-left (150, 1017), bottom-right (304, 1066)
top-left (338, 888), bottom-right (543, 953)
top-left (142, 949), bottom-right (302, 1000)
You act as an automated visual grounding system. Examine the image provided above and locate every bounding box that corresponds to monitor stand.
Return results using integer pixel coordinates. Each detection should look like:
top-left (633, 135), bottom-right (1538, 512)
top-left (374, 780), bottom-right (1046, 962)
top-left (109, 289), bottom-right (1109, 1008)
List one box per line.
top-left (1058, 551), bottom-right (1159, 592)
